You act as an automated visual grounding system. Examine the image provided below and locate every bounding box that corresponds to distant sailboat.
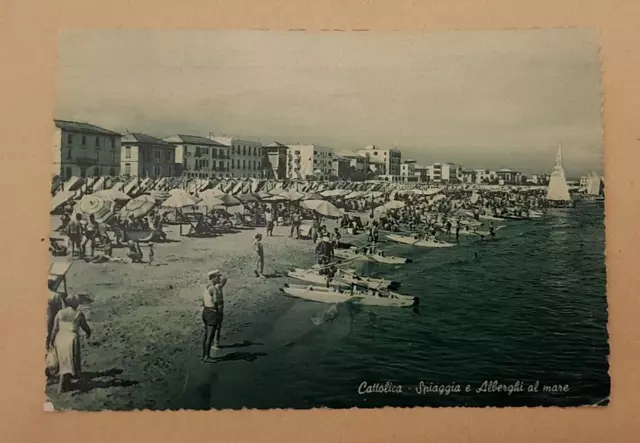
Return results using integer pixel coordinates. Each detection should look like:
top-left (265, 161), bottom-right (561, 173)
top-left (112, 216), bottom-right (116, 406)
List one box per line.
top-left (546, 144), bottom-right (571, 202)
top-left (587, 171), bottom-right (603, 196)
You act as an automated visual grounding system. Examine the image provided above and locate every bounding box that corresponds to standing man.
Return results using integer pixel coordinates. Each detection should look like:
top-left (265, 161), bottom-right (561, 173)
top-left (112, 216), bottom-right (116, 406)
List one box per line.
top-left (66, 213), bottom-right (84, 258)
top-left (201, 270), bottom-right (225, 361)
top-left (253, 233), bottom-right (266, 278)
top-left (265, 208), bottom-right (274, 237)
top-left (82, 214), bottom-right (99, 257)
top-left (290, 211), bottom-right (302, 239)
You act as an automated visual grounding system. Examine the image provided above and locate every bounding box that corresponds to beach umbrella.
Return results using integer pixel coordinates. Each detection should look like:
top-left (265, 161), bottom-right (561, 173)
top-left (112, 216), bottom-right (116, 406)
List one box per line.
top-left (199, 193), bottom-right (225, 208)
top-left (162, 192), bottom-right (202, 209)
top-left (261, 193), bottom-right (287, 202)
top-left (302, 192), bottom-right (324, 200)
top-left (279, 190), bottom-right (305, 202)
top-left (345, 191), bottom-right (363, 200)
top-left (148, 190), bottom-right (171, 202)
top-left (120, 195), bottom-right (156, 219)
top-left (237, 193), bottom-right (259, 203)
top-left (376, 200), bottom-right (405, 212)
top-left (253, 191), bottom-right (272, 200)
top-left (320, 189), bottom-right (345, 198)
top-left (300, 199), bottom-right (342, 218)
top-left (93, 189), bottom-right (131, 203)
top-left (74, 195), bottom-right (116, 223)
top-left (215, 193), bottom-right (242, 207)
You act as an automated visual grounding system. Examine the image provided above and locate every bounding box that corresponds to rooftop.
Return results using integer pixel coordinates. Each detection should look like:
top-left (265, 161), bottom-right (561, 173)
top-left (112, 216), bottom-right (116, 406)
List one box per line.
top-left (122, 132), bottom-right (173, 146)
top-left (54, 119), bottom-right (121, 136)
top-left (163, 134), bottom-right (226, 146)
top-left (263, 141), bottom-right (289, 149)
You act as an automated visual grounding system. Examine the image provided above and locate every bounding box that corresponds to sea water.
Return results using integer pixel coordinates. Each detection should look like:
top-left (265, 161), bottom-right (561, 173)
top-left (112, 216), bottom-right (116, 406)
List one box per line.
top-left (203, 203), bottom-right (608, 409)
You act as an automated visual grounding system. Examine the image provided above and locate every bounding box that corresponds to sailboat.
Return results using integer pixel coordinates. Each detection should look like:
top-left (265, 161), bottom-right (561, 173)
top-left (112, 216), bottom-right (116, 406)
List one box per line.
top-left (584, 171), bottom-right (605, 203)
top-left (546, 144), bottom-right (574, 208)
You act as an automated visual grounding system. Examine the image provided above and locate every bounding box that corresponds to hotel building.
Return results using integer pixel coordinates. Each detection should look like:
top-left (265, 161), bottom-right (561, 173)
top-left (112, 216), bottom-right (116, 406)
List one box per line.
top-left (287, 144), bottom-right (334, 180)
top-left (165, 134), bottom-right (229, 179)
top-left (210, 136), bottom-right (263, 179)
top-left (53, 120), bottom-right (122, 179)
top-left (120, 133), bottom-right (178, 178)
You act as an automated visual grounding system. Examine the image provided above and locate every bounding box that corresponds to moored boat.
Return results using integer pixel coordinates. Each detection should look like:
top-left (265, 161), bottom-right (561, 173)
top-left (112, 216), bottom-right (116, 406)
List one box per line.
top-left (288, 267), bottom-right (401, 290)
top-left (386, 234), bottom-right (456, 248)
top-left (334, 247), bottom-right (411, 264)
top-left (280, 283), bottom-right (418, 308)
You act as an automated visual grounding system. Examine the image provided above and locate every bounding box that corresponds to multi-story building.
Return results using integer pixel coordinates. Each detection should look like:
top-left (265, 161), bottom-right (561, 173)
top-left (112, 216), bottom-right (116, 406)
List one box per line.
top-left (120, 133), bottom-right (178, 178)
top-left (579, 175), bottom-right (589, 187)
top-left (165, 134), bottom-right (229, 179)
top-left (332, 155), bottom-right (352, 180)
top-left (210, 136), bottom-right (263, 179)
top-left (262, 141), bottom-right (289, 180)
top-left (474, 169), bottom-right (496, 184)
top-left (460, 169), bottom-right (476, 184)
top-left (357, 145), bottom-right (401, 178)
top-left (429, 163), bottom-right (462, 183)
top-left (400, 159), bottom-right (418, 182)
top-left (495, 168), bottom-right (523, 184)
top-left (287, 144), bottom-right (334, 180)
top-left (413, 164), bottom-right (430, 182)
top-left (53, 119), bottom-right (122, 179)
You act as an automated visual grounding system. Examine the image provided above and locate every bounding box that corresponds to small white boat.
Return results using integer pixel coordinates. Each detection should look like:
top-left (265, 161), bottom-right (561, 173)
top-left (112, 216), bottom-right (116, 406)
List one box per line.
top-left (280, 283), bottom-right (418, 308)
top-left (288, 267), bottom-right (401, 290)
top-left (386, 234), bottom-right (456, 248)
top-left (334, 247), bottom-right (411, 265)
top-left (479, 214), bottom-right (503, 221)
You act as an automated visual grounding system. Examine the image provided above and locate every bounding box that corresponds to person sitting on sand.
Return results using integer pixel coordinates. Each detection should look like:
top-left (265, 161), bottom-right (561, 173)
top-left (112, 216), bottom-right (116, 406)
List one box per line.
top-left (202, 270), bottom-right (225, 360)
top-left (126, 240), bottom-right (143, 263)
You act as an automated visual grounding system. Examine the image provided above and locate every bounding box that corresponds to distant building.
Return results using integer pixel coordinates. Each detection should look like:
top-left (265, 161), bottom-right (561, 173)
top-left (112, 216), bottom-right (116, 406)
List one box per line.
top-left (529, 173), bottom-right (550, 185)
top-left (473, 169), bottom-right (494, 184)
top-left (120, 133), bottom-right (178, 178)
top-left (495, 168), bottom-right (523, 184)
top-left (165, 134), bottom-right (229, 179)
top-left (332, 155), bottom-right (352, 180)
top-left (209, 135), bottom-right (262, 179)
top-left (262, 141), bottom-right (289, 180)
top-left (357, 145), bottom-right (402, 178)
top-left (400, 159), bottom-right (418, 182)
top-left (287, 144), bottom-right (334, 180)
top-left (429, 162), bottom-right (462, 183)
top-left (579, 175), bottom-right (589, 187)
top-left (460, 169), bottom-right (476, 184)
top-left (53, 119), bottom-right (122, 179)
top-left (413, 164), bottom-right (430, 182)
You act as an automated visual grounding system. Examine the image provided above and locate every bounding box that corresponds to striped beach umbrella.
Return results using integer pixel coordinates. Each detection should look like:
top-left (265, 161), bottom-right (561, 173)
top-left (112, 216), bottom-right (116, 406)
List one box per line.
top-left (120, 195), bottom-right (157, 219)
top-left (74, 195), bottom-right (116, 223)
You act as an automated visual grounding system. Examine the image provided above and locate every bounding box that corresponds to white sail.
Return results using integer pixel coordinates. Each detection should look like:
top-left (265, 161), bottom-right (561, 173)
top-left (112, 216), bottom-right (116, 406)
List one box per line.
top-left (546, 145), bottom-right (571, 201)
top-left (586, 171), bottom-right (602, 196)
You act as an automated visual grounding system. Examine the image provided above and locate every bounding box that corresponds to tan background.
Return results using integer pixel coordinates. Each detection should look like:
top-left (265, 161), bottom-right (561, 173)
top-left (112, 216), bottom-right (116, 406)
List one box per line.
top-left (1, 0), bottom-right (638, 441)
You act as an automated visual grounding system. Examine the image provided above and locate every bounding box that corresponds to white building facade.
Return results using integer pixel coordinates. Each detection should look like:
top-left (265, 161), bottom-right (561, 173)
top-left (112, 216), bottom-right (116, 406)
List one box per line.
top-left (356, 145), bottom-right (402, 178)
top-left (210, 136), bottom-right (263, 179)
top-left (287, 144), bottom-right (334, 180)
top-left (53, 120), bottom-right (122, 179)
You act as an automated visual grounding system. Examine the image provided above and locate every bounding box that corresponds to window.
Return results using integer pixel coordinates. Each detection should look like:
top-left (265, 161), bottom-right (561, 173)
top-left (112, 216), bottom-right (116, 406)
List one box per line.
top-left (93, 167), bottom-right (100, 176)
top-left (295, 150), bottom-right (300, 155)
top-left (109, 138), bottom-right (114, 149)
top-left (155, 149), bottom-right (161, 161)
top-left (165, 151), bottom-right (171, 162)
top-left (154, 165), bottom-right (161, 176)
top-left (231, 159), bottom-right (235, 168)
top-left (253, 160), bottom-right (256, 170)
top-left (219, 161), bottom-right (224, 169)
top-left (125, 146), bottom-right (131, 158)
top-left (111, 152), bottom-right (116, 163)
top-left (95, 151), bottom-right (100, 162)
top-left (253, 147), bottom-right (257, 156)
top-left (66, 149), bottom-right (72, 160)
top-left (242, 146), bottom-right (246, 155)
top-left (67, 134), bottom-right (73, 145)
top-left (219, 149), bottom-right (224, 158)
top-left (109, 167), bottom-right (115, 176)
top-left (232, 146), bottom-right (235, 154)
top-left (373, 151), bottom-right (378, 156)
top-left (81, 136), bottom-right (86, 147)
top-left (96, 137), bottom-right (100, 148)
top-left (242, 160), bottom-right (246, 169)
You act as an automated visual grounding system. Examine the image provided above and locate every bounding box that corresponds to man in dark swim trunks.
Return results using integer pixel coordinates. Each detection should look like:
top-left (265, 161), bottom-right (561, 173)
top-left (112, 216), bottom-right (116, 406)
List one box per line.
top-left (202, 270), bottom-right (225, 361)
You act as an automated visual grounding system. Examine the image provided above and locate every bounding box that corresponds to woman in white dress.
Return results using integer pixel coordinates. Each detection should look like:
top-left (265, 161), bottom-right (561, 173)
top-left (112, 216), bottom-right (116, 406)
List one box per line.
top-left (50, 295), bottom-right (91, 393)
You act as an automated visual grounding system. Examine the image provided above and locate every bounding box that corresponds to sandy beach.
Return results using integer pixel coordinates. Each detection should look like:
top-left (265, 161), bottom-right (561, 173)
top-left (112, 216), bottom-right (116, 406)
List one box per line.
top-left (47, 216), bottom-right (346, 410)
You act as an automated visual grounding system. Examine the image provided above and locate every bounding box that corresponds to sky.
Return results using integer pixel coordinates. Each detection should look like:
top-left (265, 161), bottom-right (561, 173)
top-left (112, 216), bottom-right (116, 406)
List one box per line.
top-left (56, 29), bottom-right (603, 177)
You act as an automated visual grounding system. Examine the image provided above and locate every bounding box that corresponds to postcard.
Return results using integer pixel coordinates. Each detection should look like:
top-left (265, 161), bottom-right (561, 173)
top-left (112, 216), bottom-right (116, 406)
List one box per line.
top-left (45, 28), bottom-right (608, 411)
